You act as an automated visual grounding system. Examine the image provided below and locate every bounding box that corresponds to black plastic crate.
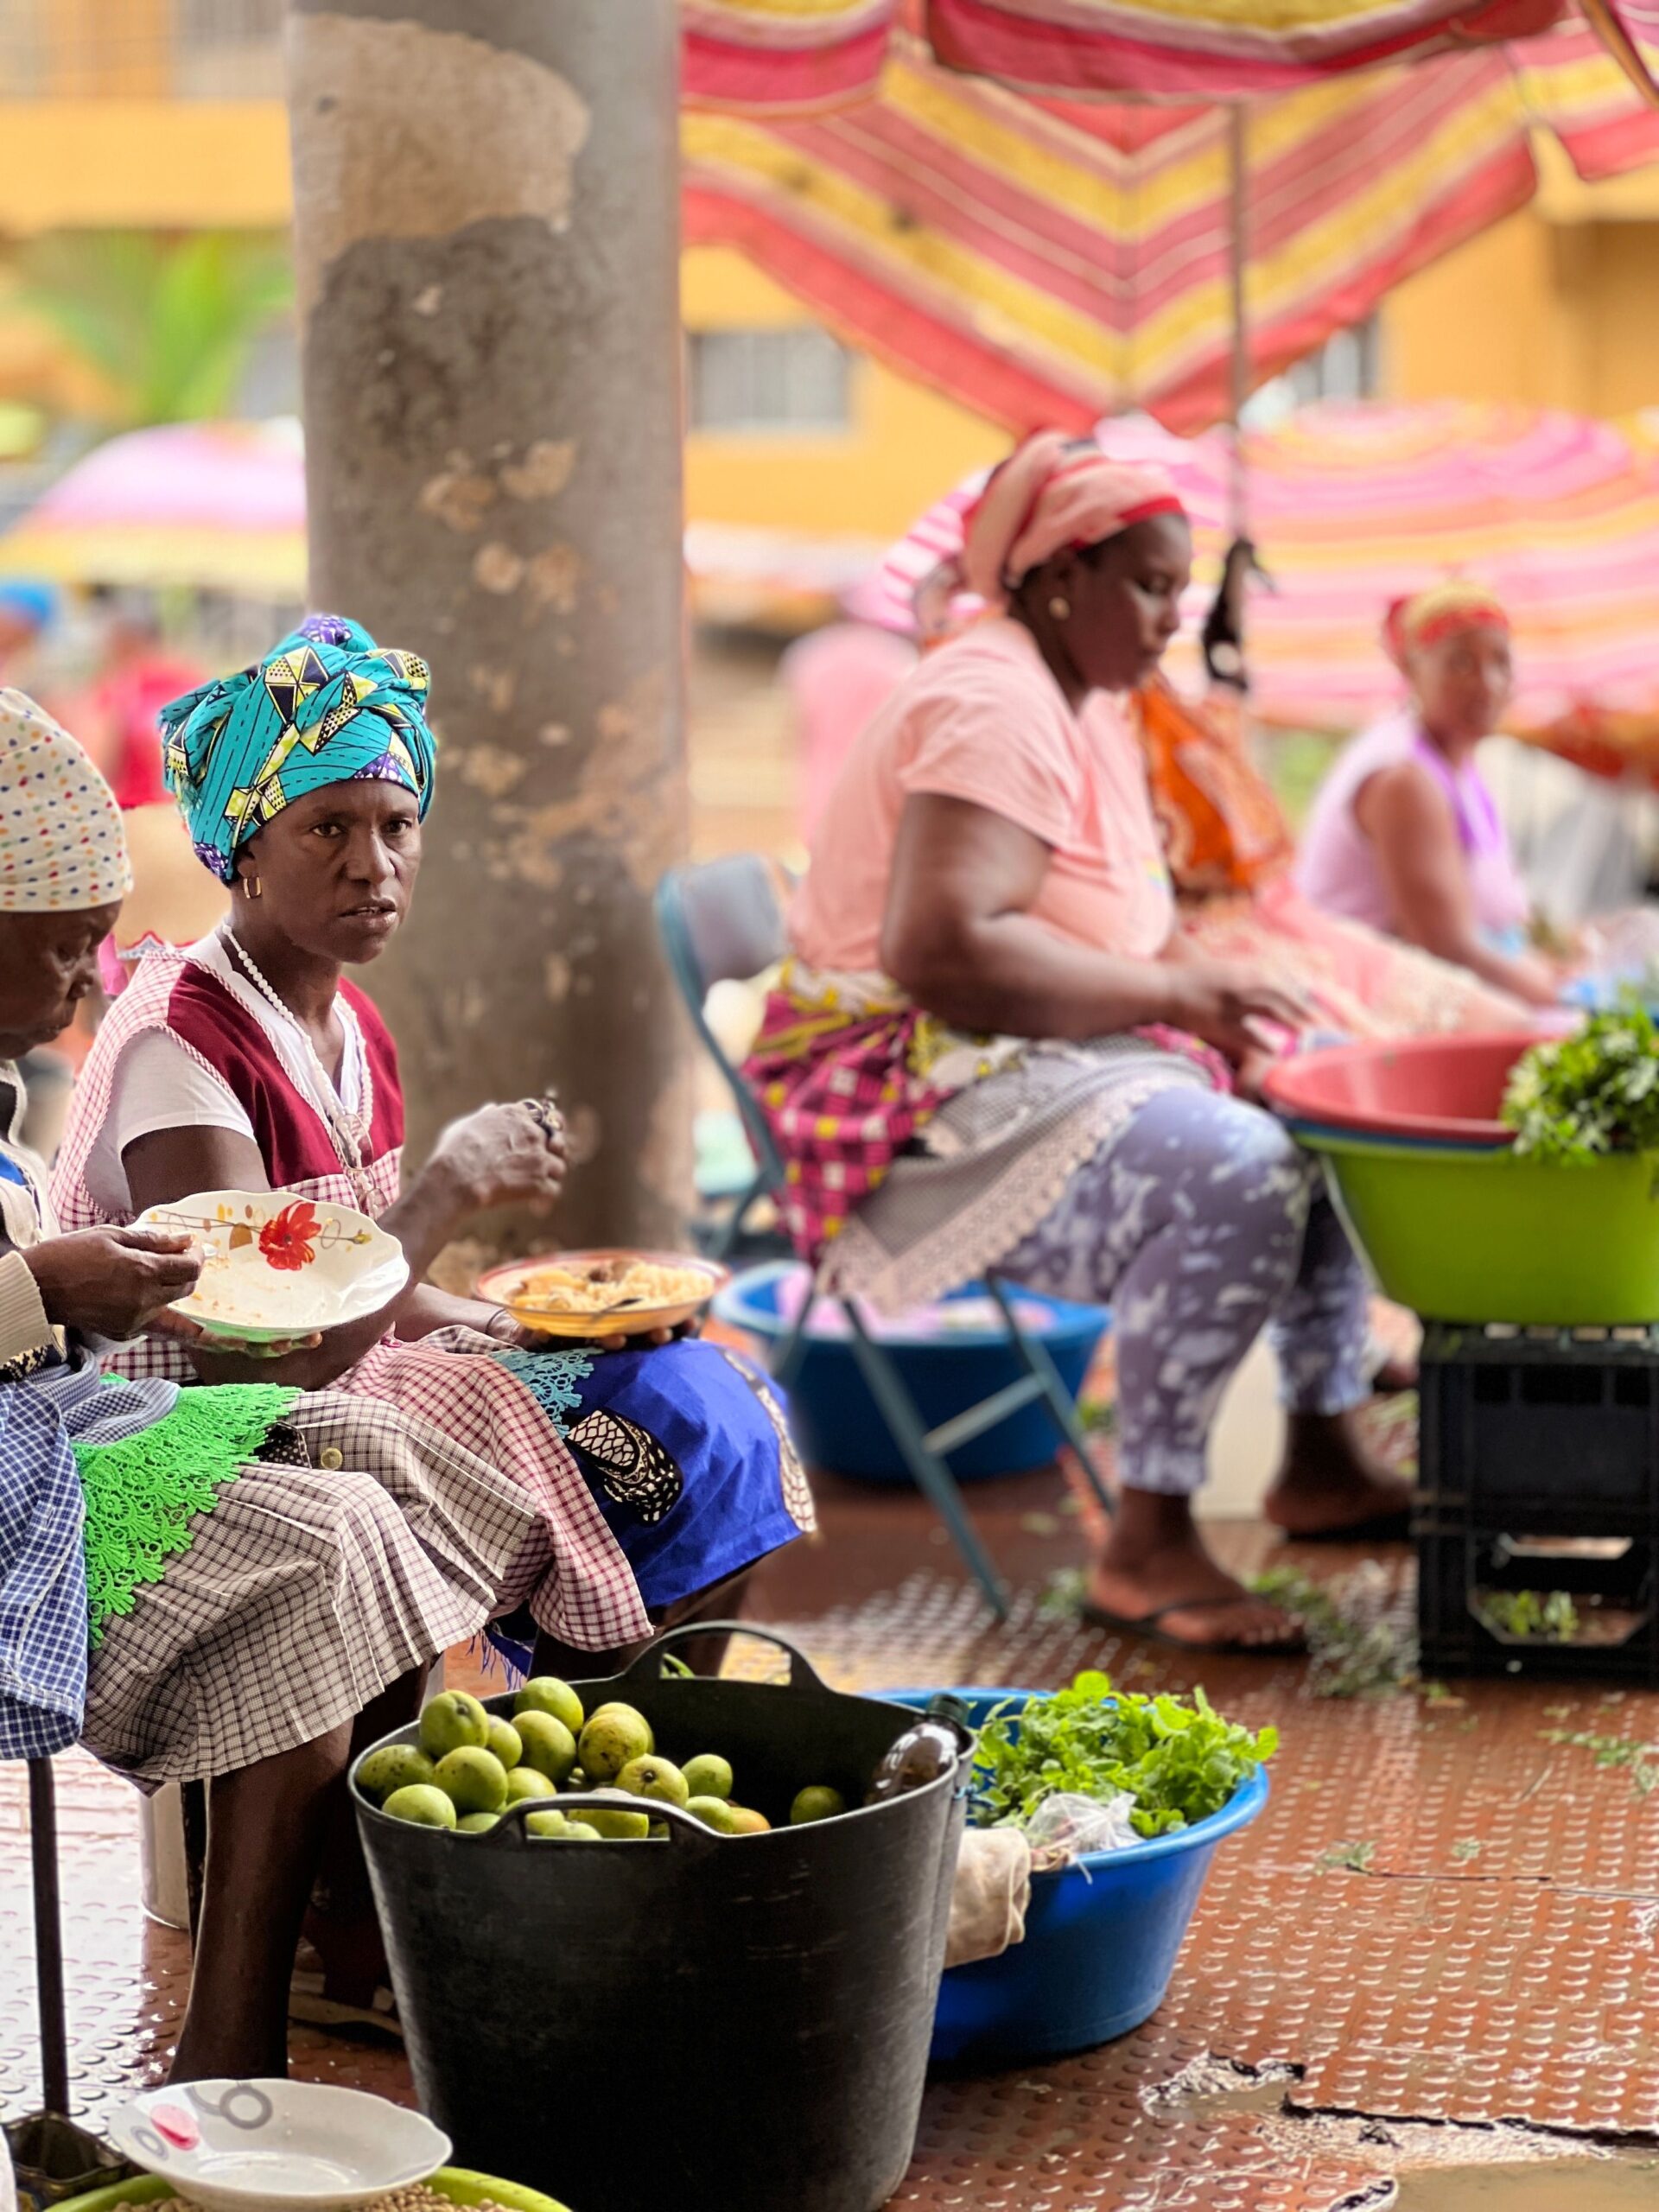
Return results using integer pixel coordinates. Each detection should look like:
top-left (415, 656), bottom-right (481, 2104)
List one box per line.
top-left (1416, 1522), bottom-right (1659, 1682)
top-left (1418, 1322), bottom-right (1659, 1525)
top-left (1415, 1322), bottom-right (1659, 1681)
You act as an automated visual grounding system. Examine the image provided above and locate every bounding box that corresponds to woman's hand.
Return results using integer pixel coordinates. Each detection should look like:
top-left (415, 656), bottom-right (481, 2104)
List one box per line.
top-left (1163, 960), bottom-right (1310, 1064)
top-left (425, 1100), bottom-right (568, 1220)
top-left (23, 1227), bottom-right (204, 1341)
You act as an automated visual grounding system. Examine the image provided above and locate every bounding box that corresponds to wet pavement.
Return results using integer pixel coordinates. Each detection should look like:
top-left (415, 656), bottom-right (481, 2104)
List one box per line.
top-left (3, 1445), bottom-right (1656, 2210)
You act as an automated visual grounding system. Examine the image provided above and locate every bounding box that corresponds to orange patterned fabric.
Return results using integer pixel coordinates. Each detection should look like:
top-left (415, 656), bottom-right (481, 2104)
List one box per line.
top-left (1132, 676), bottom-right (1294, 898)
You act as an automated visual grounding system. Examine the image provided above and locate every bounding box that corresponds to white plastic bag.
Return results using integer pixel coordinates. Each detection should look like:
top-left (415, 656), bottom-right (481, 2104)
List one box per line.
top-left (1018, 1789), bottom-right (1140, 1872)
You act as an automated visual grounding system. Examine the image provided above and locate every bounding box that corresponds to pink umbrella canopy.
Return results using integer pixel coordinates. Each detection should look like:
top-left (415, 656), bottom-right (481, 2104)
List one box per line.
top-left (858, 402), bottom-right (1659, 759)
top-left (0, 420), bottom-right (307, 599)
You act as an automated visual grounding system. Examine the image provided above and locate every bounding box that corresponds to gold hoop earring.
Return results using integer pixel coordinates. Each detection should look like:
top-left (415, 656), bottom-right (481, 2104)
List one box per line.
top-left (242, 874), bottom-right (262, 899)
top-left (1047, 594), bottom-right (1071, 622)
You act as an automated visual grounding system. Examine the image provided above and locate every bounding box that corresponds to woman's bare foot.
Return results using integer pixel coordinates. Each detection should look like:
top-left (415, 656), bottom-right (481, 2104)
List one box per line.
top-left (1263, 1408), bottom-right (1414, 1538)
top-left (1086, 1491), bottom-right (1303, 1652)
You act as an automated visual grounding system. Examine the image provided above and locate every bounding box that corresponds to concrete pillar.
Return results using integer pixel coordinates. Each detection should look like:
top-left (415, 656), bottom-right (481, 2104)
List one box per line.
top-left (286, 0), bottom-right (690, 1255)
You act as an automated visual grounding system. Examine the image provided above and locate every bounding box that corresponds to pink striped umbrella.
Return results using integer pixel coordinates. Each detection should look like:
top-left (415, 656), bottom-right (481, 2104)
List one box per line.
top-left (858, 401), bottom-right (1659, 760)
top-left (0, 420), bottom-right (307, 599)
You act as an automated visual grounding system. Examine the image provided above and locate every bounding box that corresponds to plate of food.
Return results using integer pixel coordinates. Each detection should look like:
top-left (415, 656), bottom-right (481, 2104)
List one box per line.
top-left (133, 1189), bottom-right (409, 1343)
top-left (476, 1248), bottom-right (729, 1340)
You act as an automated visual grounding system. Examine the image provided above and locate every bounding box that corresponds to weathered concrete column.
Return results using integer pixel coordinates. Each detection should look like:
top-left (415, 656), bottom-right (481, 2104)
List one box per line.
top-left (286, 0), bottom-right (690, 1257)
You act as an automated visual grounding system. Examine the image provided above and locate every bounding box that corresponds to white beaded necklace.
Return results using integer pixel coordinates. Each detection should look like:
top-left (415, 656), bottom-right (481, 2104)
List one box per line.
top-left (217, 924), bottom-right (379, 1212)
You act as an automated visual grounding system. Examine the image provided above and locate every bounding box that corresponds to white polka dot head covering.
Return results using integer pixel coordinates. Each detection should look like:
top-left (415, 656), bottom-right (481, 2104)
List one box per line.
top-left (0, 688), bottom-right (131, 913)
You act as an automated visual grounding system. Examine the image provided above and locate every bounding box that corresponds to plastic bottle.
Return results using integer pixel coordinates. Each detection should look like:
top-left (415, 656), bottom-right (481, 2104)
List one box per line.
top-left (865, 1695), bottom-right (972, 1803)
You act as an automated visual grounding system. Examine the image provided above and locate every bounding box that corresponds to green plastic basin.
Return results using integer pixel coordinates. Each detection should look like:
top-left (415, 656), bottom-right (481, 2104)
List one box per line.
top-left (1297, 1129), bottom-right (1659, 1325)
top-left (52, 2167), bottom-right (569, 2212)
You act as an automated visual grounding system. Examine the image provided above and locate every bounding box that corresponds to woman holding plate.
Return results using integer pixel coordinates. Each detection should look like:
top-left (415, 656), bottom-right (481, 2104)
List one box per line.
top-left (53, 618), bottom-right (812, 1665)
top-left (0, 688), bottom-right (546, 2081)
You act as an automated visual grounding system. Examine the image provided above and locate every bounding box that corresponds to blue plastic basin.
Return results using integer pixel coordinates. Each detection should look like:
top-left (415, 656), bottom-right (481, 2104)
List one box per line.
top-left (886, 1687), bottom-right (1271, 2066)
top-left (714, 1264), bottom-right (1109, 1485)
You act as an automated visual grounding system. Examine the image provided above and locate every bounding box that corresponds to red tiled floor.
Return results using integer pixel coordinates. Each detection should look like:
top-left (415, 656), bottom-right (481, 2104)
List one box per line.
top-left (3, 1458), bottom-right (1657, 2209)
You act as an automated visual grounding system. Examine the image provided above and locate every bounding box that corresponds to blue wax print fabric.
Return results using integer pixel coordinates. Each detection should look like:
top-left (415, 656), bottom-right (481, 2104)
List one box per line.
top-left (493, 1338), bottom-right (812, 1613)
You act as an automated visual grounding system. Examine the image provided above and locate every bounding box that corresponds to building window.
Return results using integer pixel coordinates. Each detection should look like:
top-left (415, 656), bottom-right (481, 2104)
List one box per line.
top-left (689, 329), bottom-right (854, 434)
top-left (1243, 315), bottom-right (1382, 428)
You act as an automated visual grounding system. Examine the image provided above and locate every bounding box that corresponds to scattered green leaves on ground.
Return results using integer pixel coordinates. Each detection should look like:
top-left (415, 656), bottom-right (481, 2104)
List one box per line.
top-left (1475, 1589), bottom-right (1581, 1642)
top-left (971, 1670), bottom-right (1276, 1840)
top-left (1449, 1839), bottom-right (1483, 1863)
top-left (1539, 1726), bottom-right (1659, 1798)
top-left (1316, 1839), bottom-right (1376, 1873)
top-left (1250, 1562), bottom-right (1420, 1698)
top-left (1038, 1567), bottom-right (1088, 1620)
top-left (1501, 1003), bottom-right (1659, 1166)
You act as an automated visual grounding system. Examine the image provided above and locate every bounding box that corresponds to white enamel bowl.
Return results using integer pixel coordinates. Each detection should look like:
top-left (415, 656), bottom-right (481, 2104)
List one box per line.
top-left (134, 1188), bottom-right (408, 1343)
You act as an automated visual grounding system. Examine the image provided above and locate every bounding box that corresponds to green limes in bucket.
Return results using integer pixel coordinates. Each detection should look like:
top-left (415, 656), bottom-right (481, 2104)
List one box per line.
top-left (356, 1744), bottom-right (436, 1802)
top-left (727, 1807), bottom-right (771, 1835)
top-left (505, 1765), bottom-right (553, 1804)
top-left (526, 1809), bottom-right (570, 1839)
top-left (516, 1710), bottom-right (578, 1783)
top-left (616, 1755), bottom-right (690, 1808)
top-left (564, 1820), bottom-right (601, 1840)
top-left (485, 1715), bottom-right (524, 1771)
top-left (383, 1783), bottom-right (458, 1829)
top-left (418, 1690), bottom-right (490, 1760)
top-left (790, 1787), bottom-right (846, 1826)
top-left (682, 1754), bottom-right (733, 1802)
top-left (457, 1812), bottom-right (500, 1834)
top-left (434, 1745), bottom-right (509, 1815)
top-left (687, 1796), bottom-right (741, 1834)
top-left (514, 1676), bottom-right (585, 1734)
top-left (578, 1703), bottom-right (653, 1783)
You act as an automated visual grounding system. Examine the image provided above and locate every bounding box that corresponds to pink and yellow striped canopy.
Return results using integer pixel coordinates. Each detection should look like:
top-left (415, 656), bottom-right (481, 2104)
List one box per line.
top-left (682, 8), bottom-right (1659, 434)
top-left (860, 401), bottom-right (1659, 760)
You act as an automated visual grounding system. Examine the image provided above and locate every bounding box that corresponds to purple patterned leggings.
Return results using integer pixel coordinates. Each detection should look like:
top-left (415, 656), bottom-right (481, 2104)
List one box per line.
top-left (999, 1086), bottom-right (1370, 1496)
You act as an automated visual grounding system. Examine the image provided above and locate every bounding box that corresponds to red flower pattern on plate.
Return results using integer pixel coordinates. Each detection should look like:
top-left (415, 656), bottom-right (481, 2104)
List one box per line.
top-left (257, 1200), bottom-right (320, 1272)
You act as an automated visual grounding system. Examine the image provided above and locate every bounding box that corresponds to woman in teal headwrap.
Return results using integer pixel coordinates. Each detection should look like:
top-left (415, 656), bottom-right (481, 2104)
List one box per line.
top-left (54, 613), bottom-right (814, 2011)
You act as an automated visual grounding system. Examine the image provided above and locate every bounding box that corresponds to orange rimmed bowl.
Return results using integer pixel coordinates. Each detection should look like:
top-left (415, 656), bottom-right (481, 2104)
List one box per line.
top-left (475, 1248), bottom-right (730, 1341)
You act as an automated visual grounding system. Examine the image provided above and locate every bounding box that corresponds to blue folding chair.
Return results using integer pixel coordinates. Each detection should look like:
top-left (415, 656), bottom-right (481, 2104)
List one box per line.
top-left (655, 855), bottom-right (1114, 1618)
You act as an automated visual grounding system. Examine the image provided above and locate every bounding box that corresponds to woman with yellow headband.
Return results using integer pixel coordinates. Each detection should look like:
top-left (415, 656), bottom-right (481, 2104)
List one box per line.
top-left (1296, 582), bottom-right (1560, 1007)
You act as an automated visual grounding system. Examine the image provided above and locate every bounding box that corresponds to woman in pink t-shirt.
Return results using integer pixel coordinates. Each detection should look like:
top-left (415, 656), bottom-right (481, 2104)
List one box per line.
top-left (748, 434), bottom-right (1408, 1655)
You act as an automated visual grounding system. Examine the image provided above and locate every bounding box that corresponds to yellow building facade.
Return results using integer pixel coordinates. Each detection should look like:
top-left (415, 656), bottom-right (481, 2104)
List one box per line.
top-left (1, 11), bottom-right (1657, 543)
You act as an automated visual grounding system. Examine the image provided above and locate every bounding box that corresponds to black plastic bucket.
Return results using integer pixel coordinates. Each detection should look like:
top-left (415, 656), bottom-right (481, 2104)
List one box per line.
top-left (353, 1626), bottom-right (970, 2212)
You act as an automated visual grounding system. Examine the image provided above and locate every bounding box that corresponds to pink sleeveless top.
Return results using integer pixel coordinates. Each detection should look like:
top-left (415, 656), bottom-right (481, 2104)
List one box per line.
top-left (1295, 711), bottom-right (1529, 942)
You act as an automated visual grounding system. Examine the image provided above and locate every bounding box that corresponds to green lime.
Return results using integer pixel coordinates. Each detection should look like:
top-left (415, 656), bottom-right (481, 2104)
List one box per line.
top-left (513, 1677), bottom-right (585, 1735)
top-left (790, 1786), bottom-right (847, 1826)
top-left (505, 1765), bottom-right (554, 1804)
top-left (417, 1690), bottom-right (490, 1760)
top-left (457, 1811), bottom-right (500, 1834)
top-left (383, 1783), bottom-right (458, 1829)
top-left (616, 1755), bottom-right (690, 1808)
top-left (578, 1703), bottom-right (653, 1783)
top-left (727, 1807), bottom-right (771, 1835)
top-left (579, 1806), bottom-right (652, 1840)
top-left (516, 1710), bottom-right (579, 1784)
top-left (433, 1745), bottom-right (509, 1815)
top-left (563, 1820), bottom-right (602, 1840)
top-left (485, 1715), bottom-right (524, 1771)
top-left (686, 1795), bottom-right (741, 1834)
top-left (526, 1809), bottom-right (570, 1838)
top-left (355, 1744), bottom-right (436, 1802)
top-left (682, 1754), bottom-right (734, 1802)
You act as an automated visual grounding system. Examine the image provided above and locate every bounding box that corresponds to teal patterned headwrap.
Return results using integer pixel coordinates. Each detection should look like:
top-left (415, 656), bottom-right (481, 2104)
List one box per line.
top-left (160, 613), bottom-right (437, 883)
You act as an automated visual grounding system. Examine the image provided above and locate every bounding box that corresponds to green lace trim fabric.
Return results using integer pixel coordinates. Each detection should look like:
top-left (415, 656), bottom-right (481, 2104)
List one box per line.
top-left (73, 1384), bottom-right (300, 1645)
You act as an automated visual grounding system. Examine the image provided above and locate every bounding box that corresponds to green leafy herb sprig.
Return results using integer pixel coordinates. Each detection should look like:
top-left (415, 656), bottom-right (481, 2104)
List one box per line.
top-left (1501, 1005), bottom-right (1659, 1166)
top-left (971, 1670), bottom-right (1277, 1840)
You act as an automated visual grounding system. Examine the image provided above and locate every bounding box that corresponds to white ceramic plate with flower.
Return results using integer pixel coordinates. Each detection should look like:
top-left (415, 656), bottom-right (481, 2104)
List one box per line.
top-left (134, 1188), bottom-right (408, 1343)
top-left (108, 2079), bottom-right (450, 2212)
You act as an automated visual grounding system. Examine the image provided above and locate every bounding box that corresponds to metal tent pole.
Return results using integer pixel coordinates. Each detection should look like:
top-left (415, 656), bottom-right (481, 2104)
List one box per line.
top-left (1228, 102), bottom-right (1249, 538)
